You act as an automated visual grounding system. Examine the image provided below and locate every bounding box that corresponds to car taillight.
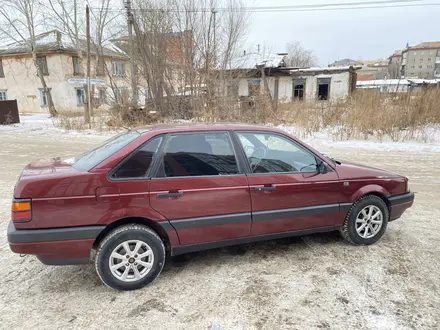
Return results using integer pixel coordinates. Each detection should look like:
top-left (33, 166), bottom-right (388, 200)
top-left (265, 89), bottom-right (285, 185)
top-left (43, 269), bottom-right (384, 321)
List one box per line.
top-left (11, 199), bottom-right (32, 222)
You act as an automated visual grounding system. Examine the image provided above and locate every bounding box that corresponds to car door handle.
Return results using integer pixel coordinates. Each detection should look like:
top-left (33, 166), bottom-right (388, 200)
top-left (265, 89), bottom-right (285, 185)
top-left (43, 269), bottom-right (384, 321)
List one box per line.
top-left (156, 192), bottom-right (184, 199)
top-left (254, 186), bottom-right (276, 192)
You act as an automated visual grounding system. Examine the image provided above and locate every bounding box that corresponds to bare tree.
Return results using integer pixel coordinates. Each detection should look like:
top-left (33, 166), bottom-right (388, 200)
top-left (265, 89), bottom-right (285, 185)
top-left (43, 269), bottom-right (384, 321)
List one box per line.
top-left (0, 0), bottom-right (57, 116)
top-left (126, 0), bottom-right (249, 119)
top-left (285, 41), bottom-right (318, 68)
top-left (44, 0), bottom-right (124, 121)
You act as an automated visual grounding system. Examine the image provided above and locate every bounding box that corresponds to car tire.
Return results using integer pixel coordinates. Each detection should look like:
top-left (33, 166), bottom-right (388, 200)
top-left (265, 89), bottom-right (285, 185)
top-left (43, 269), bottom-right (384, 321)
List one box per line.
top-left (340, 195), bottom-right (389, 245)
top-left (95, 224), bottom-right (165, 291)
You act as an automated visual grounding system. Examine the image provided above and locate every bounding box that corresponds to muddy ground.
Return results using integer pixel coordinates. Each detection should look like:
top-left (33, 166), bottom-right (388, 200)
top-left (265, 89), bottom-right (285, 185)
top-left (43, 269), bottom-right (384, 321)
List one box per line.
top-left (0, 128), bottom-right (439, 330)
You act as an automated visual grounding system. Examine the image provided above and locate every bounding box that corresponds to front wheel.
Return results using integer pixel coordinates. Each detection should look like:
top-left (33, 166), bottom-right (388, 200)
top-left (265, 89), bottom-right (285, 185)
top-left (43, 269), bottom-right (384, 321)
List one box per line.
top-left (95, 224), bottom-right (165, 290)
top-left (340, 195), bottom-right (389, 245)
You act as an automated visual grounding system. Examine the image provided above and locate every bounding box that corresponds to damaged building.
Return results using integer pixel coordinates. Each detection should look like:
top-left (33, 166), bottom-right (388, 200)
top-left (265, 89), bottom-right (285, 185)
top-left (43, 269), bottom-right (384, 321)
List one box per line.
top-left (217, 53), bottom-right (360, 108)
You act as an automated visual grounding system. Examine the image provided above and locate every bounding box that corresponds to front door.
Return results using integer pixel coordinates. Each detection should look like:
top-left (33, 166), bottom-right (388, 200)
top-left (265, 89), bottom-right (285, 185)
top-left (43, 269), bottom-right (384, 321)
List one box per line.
top-left (149, 131), bottom-right (252, 245)
top-left (235, 131), bottom-right (345, 236)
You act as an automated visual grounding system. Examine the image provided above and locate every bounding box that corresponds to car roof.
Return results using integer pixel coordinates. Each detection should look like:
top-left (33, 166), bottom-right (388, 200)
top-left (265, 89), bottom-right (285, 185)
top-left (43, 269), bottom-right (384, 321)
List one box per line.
top-left (134, 123), bottom-right (286, 135)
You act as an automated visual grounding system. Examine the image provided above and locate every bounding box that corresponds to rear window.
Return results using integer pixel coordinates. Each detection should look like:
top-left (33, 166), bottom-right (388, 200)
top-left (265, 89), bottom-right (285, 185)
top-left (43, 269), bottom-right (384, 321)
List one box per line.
top-left (73, 131), bottom-right (140, 172)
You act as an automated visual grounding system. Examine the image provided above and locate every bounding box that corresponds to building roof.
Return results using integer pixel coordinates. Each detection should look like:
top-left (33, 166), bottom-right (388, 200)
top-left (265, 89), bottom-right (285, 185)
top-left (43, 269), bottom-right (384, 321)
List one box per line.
top-left (0, 30), bottom-right (127, 58)
top-left (290, 65), bottom-right (361, 73)
top-left (411, 41), bottom-right (440, 50)
top-left (390, 50), bottom-right (403, 57)
top-left (361, 59), bottom-right (389, 67)
top-left (226, 52), bottom-right (287, 69)
top-left (357, 79), bottom-right (440, 86)
top-left (329, 58), bottom-right (361, 67)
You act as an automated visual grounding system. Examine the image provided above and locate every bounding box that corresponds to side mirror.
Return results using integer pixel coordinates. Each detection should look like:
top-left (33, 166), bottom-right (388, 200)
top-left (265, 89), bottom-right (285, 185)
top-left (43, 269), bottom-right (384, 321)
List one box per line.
top-left (318, 161), bottom-right (329, 174)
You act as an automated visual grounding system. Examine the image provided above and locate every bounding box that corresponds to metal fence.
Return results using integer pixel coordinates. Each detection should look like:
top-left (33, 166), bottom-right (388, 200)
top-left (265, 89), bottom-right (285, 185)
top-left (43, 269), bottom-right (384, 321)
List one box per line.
top-left (0, 100), bottom-right (20, 124)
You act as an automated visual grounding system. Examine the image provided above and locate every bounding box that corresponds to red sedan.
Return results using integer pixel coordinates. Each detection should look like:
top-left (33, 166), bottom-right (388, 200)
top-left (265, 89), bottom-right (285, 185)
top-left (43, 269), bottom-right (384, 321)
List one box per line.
top-left (8, 124), bottom-right (414, 290)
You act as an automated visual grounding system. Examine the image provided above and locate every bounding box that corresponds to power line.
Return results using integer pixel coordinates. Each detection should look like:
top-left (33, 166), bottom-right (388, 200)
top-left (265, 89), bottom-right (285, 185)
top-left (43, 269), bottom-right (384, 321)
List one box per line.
top-left (89, 0), bottom-right (440, 13)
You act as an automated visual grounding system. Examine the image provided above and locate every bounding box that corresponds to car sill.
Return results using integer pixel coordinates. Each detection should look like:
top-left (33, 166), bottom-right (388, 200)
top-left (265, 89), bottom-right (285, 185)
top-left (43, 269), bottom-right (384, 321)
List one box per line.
top-left (171, 226), bottom-right (337, 256)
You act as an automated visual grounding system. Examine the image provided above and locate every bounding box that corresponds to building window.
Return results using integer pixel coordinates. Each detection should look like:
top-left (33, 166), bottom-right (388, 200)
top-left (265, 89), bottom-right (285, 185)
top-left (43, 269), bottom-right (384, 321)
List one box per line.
top-left (292, 79), bottom-right (305, 101)
top-left (248, 79), bottom-right (261, 96)
top-left (96, 57), bottom-right (105, 75)
top-left (428, 58), bottom-right (432, 61)
top-left (72, 57), bottom-right (82, 75)
top-left (411, 65), bottom-right (415, 69)
top-left (76, 88), bottom-right (86, 106)
top-left (115, 87), bottom-right (129, 104)
top-left (412, 59), bottom-right (415, 62)
top-left (419, 65), bottom-right (423, 69)
top-left (39, 88), bottom-right (51, 107)
top-left (36, 56), bottom-right (49, 75)
top-left (0, 60), bottom-right (4, 77)
top-left (99, 88), bottom-right (106, 104)
top-left (421, 52), bottom-right (424, 55)
top-left (413, 52), bottom-right (417, 55)
top-left (112, 60), bottom-right (125, 76)
top-left (317, 78), bottom-right (330, 101)
top-left (0, 90), bottom-right (7, 100)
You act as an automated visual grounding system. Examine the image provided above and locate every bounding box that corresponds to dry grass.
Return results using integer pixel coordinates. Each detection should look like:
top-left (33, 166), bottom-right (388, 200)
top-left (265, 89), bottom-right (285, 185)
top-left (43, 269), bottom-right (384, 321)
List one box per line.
top-left (53, 89), bottom-right (440, 142)
top-left (278, 89), bottom-right (440, 142)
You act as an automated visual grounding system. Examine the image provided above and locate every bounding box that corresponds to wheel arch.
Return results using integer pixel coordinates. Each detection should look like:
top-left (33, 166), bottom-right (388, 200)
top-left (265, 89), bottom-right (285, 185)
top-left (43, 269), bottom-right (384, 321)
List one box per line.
top-left (349, 184), bottom-right (391, 213)
top-left (93, 217), bottom-right (174, 252)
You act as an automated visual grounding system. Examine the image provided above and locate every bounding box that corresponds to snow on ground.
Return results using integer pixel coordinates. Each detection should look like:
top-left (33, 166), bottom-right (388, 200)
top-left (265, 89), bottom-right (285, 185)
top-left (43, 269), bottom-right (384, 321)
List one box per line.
top-left (1, 117), bottom-right (440, 329)
top-left (0, 114), bottom-right (115, 138)
top-left (2, 114), bottom-right (440, 153)
top-left (278, 124), bottom-right (440, 152)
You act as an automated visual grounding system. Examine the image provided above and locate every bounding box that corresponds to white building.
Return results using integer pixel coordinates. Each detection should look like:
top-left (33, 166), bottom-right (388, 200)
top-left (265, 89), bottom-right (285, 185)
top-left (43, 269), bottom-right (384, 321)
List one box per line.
top-left (219, 52), bottom-right (359, 105)
top-left (0, 30), bottom-right (130, 113)
top-left (357, 79), bottom-right (440, 93)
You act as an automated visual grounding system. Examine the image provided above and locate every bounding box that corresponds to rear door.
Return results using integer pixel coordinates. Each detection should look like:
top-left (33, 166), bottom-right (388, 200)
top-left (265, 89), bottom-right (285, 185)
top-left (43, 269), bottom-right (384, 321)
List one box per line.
top-left (235, 131), bottom-right (345, 236)
top-left (149, 131), bottom-right (252, 245)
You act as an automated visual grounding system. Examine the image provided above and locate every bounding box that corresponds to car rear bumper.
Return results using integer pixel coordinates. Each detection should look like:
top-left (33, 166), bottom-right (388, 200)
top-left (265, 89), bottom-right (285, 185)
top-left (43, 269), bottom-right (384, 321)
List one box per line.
top-left (389, 192), bottom-right (414, 221)
top-left (7, 222), bottom-right (104, 265)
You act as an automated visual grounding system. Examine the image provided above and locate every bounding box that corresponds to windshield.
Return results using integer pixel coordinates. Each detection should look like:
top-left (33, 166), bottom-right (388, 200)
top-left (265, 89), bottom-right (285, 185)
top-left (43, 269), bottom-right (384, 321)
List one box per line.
top-left (73, 131), bottom-right (140, 172)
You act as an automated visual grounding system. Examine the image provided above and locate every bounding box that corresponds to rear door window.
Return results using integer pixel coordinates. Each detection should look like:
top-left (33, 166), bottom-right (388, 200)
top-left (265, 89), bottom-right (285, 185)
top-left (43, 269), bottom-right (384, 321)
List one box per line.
top-left (111, 136), bottom-right (163, 179)
top-left (158, 132), bottom-right (239, 177)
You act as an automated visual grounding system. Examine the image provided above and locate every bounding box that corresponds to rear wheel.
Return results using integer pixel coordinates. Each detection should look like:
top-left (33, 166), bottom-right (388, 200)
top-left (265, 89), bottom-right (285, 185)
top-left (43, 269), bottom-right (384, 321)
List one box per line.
top-left (95, 224), bottom-right (165, 290)
top-left (340, 195), bottom-right (389, 245)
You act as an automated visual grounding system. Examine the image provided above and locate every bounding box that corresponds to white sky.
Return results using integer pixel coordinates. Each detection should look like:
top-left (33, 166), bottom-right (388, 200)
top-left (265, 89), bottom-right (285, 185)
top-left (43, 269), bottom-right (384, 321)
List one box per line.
top-left (244, 0), bottom-right (439, 65)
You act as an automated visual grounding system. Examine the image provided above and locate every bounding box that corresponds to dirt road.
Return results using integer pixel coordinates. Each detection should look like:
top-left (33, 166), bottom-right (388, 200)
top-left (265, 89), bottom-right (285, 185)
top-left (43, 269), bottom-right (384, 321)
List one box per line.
top-left (1, 127), bottom-right (439, 330)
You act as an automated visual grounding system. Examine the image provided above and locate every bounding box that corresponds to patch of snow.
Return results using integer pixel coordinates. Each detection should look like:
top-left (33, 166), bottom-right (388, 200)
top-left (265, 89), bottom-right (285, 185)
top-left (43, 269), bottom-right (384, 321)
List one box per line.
top-left (102, 40), bottom-right (128, 56)
top-left (2, 114), bottom-right (440, 153)
top-left (0, 114), bottom-right (114, 138)
top-left (291, 65), bottom-right (362, 72)
top-left (276, 124), bottom-right (440, 152)
top-left (228, 52), bottom-right (286, 69)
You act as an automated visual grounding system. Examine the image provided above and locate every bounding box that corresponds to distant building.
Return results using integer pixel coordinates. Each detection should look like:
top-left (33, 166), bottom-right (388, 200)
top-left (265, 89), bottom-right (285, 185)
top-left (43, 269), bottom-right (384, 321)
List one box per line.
top-left (216, 53), bottom-right (359, 105)
top-left (329, 59), bottom-right (361, 67)
top-left (357, 78), bottom-right (440, 93)
top-left (357, 59), bottom-right (389, 80)
top-left (330, 58), bottom-right (388, 80)
top-left (388, 50), bottom-right (403, 79)
top-left (0, 30), bottom-right (129, 113)
top-left (401, 42), bottom-right (440, 79)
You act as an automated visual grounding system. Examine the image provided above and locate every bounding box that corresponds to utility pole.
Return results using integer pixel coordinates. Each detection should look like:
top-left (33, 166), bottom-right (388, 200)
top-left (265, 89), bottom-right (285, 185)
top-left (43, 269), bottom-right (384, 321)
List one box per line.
top-left (212, 8), bottom-right (217, 68)
top-left (85, 4), bottom-right (92, 128)
top-left (125, 0), bottom-right (137, 107)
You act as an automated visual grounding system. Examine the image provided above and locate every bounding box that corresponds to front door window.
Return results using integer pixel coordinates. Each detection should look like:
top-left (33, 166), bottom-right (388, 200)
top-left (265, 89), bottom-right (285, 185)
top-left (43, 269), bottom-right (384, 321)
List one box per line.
top-left (237, 132), bottom-right (318, 174)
